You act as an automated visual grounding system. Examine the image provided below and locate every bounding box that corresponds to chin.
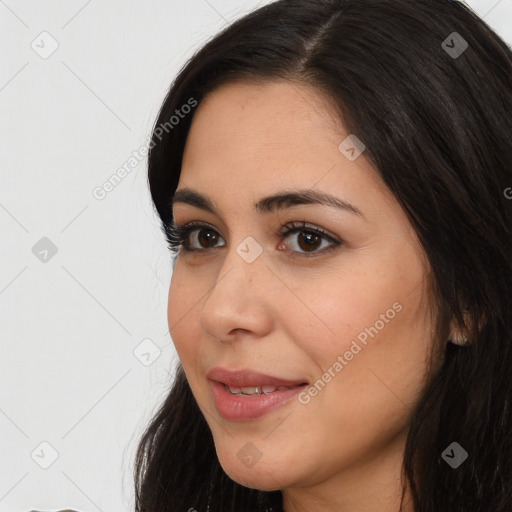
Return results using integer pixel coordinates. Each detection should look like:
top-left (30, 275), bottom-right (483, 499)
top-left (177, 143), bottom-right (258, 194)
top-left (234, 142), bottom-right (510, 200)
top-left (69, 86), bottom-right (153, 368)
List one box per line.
top-left (215, 445), bottom-right (295, 491)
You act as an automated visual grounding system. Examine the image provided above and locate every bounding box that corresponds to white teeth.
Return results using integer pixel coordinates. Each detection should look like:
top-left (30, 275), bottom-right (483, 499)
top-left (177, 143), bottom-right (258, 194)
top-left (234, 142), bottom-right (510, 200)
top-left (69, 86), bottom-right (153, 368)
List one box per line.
top-left (226, 384), bottom-right (289, 395)
top-left (240, 386), bottom-right (260, 395)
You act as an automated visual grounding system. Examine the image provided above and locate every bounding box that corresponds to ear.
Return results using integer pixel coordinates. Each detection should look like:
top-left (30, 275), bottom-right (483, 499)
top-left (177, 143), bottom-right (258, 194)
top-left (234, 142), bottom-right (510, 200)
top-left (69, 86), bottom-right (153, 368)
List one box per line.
top-left (448, 310), bottom-right (469, 346)
top-left (448, 307), bottom-right (486, 346)
top-left (448, 324), bottom-right (468, 345)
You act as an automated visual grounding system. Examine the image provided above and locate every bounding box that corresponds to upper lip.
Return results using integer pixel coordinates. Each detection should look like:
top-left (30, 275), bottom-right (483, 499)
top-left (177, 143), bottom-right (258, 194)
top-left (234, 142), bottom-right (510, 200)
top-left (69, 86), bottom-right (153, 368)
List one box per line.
top-left (207, 367), bottom-right (308, 388)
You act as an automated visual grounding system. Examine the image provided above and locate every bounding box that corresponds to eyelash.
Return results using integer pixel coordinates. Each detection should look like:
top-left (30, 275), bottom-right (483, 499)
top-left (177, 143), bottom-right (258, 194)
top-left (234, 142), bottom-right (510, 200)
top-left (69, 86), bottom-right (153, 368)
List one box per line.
top-left (165, 220), bottom-right (342, 257)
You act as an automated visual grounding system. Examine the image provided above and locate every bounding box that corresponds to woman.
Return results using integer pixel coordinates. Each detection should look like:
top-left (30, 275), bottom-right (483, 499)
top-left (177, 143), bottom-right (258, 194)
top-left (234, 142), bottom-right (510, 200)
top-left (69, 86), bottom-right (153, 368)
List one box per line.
top-left (134, 0), bottom-right (512, 510)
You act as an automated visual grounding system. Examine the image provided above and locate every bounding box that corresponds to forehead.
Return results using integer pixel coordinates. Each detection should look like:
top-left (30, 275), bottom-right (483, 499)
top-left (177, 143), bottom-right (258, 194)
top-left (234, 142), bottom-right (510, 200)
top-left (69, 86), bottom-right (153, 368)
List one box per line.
top-left (182, 79), bottom-right (343, 165)
top-left (178, 79), bottom-right (396, 223)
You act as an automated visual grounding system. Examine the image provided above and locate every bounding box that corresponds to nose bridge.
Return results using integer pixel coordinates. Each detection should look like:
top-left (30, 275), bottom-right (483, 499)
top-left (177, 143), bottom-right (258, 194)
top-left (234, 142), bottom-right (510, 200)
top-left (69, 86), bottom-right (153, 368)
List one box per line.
top-left (211, 237), bottom-right (267, 299)
top-left (199, 237), bottom-right (271, 338)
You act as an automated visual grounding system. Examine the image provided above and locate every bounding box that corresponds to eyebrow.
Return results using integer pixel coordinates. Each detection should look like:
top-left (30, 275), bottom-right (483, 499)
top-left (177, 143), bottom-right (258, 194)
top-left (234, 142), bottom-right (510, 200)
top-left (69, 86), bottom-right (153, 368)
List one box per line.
top-left (171, 188), bottom-right (365, 219)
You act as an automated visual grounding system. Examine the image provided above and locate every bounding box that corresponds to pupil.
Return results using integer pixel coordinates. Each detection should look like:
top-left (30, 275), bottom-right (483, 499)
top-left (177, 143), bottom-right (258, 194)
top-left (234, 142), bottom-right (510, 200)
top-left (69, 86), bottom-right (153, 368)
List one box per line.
top-left (299, 231), bottom-right (320, 251)
top-left (199, 229), bottom-right (217, 247)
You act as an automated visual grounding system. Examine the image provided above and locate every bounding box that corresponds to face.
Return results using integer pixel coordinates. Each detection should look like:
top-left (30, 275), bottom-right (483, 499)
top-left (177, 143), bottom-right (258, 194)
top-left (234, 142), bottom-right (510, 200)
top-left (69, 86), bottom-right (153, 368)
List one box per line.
top-left (168, 80), bottom-right (439, 504)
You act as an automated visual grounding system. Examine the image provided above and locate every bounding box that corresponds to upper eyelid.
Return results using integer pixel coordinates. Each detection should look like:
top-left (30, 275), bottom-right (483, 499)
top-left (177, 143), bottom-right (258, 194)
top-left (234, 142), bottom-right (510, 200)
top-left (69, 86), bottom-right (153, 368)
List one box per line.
top-left (280, 221), bottom-right (340, 243)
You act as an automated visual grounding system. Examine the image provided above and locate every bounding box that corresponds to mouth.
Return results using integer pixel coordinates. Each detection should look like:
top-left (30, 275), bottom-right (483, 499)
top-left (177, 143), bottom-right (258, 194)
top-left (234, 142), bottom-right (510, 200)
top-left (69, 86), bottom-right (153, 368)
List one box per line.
top-left (222, 383), bottom-right (305, 395)
top-left (206, 367), bottom-right (309, 421)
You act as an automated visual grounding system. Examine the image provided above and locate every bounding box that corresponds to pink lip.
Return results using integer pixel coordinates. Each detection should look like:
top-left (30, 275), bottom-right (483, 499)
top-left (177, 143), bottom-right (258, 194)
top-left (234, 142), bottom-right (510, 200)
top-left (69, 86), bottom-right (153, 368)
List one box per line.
top-left (206, 367), bottom-right (307, 388)
top-left (207, 367), bottom-right (308, 421)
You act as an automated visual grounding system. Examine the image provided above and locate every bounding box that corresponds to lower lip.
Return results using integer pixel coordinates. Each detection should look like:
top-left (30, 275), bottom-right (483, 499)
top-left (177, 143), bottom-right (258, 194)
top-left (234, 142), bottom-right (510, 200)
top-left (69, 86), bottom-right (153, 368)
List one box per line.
top-left (209, 380), bottom-right (307, 421)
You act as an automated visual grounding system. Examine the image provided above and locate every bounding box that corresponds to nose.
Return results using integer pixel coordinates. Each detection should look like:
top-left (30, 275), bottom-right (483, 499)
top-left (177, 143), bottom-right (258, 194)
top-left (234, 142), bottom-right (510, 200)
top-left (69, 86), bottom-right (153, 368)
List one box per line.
top-left (199, 243), bottom-right (274, 343)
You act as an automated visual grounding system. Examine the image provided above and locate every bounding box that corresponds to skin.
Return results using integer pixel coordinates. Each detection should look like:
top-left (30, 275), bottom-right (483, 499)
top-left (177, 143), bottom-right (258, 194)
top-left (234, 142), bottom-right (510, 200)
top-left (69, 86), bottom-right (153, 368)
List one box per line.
top-left (168, 79), bottom-right (451, 512)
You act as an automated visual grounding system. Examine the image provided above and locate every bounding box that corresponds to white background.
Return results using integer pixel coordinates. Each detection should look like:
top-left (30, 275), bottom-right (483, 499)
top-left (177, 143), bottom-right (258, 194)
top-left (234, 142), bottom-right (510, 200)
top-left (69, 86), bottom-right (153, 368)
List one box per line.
top-left (1, 1), bottom-right (510, 511)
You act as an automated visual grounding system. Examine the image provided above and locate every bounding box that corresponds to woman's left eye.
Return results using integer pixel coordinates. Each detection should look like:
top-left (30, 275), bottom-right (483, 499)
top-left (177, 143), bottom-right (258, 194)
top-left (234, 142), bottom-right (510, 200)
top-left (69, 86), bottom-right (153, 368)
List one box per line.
top-left (278, 221), bottom-right (342, 255)
top-left (166, 220), bottom-right (342, 256)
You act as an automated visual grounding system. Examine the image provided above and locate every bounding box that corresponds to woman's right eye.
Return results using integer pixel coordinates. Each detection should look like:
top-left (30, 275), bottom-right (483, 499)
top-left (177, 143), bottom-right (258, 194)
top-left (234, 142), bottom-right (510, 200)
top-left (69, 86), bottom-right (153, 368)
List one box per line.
top-left (167, 222), bottom-right (225, 253)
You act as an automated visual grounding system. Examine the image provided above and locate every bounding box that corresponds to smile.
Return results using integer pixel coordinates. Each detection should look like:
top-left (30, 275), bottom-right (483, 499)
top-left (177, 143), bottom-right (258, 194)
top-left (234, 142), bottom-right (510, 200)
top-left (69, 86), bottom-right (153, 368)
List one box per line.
top-left (206, 367), bottom-right (308, 421)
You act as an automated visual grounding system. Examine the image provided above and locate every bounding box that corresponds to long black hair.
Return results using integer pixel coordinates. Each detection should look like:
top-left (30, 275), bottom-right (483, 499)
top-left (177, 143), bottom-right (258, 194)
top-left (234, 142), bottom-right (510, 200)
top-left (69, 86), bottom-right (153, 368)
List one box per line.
top-left (134, 1), bottom-right (512, 510)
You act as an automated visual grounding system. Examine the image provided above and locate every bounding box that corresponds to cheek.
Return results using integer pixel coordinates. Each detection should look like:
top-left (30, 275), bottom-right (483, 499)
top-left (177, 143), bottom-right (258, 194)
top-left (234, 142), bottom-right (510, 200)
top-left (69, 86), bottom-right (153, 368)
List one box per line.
top-left (292, 277), bottom-right (392, 358)
top-left (307, 254), bottom-right (430, 367)
top-left (296, 269), bottom-right (431, 418)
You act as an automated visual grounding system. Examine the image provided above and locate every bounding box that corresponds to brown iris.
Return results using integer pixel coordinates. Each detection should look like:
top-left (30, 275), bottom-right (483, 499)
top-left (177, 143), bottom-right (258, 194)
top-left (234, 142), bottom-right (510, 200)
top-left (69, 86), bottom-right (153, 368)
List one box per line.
top-left (297, 231), bottom-right (322, 252)
top-left (197, 228), bottom-right (219, 248)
